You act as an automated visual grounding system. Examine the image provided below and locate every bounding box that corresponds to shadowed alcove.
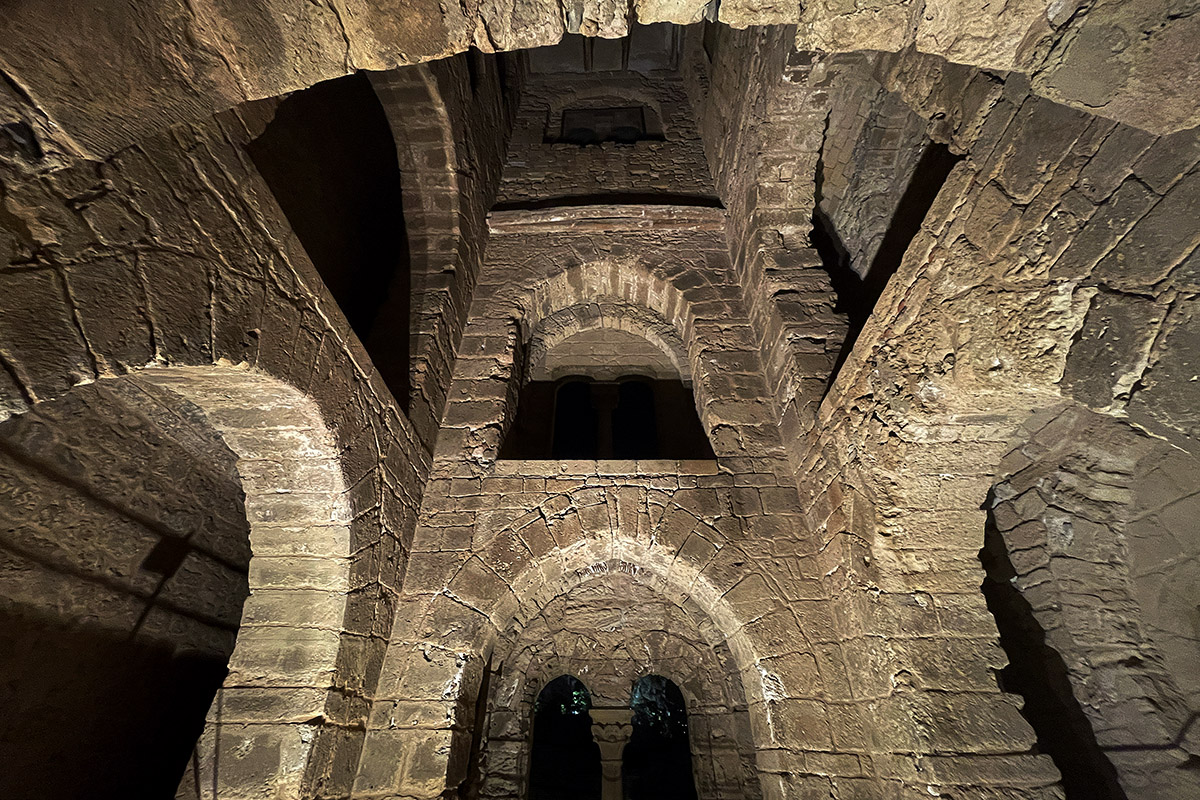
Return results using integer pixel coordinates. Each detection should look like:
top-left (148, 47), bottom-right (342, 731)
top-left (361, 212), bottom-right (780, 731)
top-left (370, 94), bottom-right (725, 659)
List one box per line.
top-left (247, 72), bottom-right (413, 407)
top-left (624, 675), bottom-right (698, 800)
top-left (528, 675), bottom-right (602, 800)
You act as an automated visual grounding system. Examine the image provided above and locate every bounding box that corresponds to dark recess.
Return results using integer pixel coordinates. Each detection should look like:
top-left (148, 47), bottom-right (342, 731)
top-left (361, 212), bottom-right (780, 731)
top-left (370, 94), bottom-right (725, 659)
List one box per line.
top-left (528, 676), bottom-right (602, 800)
top-left (623, 675), bottom-right (698, 800)
top-left (979, 508), bottom-right (1129, 800)
top-left (500, 376), bottom-right (715, 460)
top-left (0, 609), bottom-right (229, 800)
top-left (458, 657), bottom-right (493, 799)
top-left (814, 141), bottom-right (962, 391)
top-left (248, 72), bottom-right (412, 407)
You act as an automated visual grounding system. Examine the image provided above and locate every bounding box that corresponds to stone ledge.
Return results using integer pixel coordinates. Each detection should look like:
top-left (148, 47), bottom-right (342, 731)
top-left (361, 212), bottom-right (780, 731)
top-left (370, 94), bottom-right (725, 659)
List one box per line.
top-left (490, 459), bottom-right (720, 476)
top-left (487, 204), bottom-right (728, 234)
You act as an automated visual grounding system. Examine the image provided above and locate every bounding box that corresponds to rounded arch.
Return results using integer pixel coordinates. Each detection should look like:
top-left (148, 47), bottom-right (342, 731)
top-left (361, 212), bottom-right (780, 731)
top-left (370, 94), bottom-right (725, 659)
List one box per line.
top-left (527, 301), bottom-right (691, 383)
top-left (505, 258), bottom-right (775, 461)
top-left (520, 259), bottom-right (695, 339)
top-left (0, 364), bottom-right (353, 799)
top-left (486, 566), bottom-right (759, 799)
top-left (368, 63), bottom-right (462, 432)
top-left (131, 367), bottom-right (353, 798)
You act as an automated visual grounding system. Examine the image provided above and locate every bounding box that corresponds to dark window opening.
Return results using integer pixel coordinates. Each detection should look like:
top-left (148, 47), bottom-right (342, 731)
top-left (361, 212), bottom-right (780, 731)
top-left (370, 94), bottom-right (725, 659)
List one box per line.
top-left (247, 72), bottom-right (412, 407)
top-left (979, 506), bottom-right (1128, 800)
top-left (551, 107), bottom-right (663, 146)
top-left (814, 141), bottom-right (962, 393)
top-left (553, 379), bottom-right (600, 459)
top-left (623, 676), bottom-right (697, 800)
top-left (499, 376), bottom-right (715, 460)
top-left (529, 676), bottom-right (601, 800)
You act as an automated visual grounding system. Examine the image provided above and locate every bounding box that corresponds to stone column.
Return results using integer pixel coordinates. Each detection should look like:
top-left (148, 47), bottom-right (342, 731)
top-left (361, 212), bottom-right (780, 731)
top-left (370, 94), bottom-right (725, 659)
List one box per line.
top-left (589, 707), bottom-right (633, 800)
top-left (592, 383), bottom-right (620, 459)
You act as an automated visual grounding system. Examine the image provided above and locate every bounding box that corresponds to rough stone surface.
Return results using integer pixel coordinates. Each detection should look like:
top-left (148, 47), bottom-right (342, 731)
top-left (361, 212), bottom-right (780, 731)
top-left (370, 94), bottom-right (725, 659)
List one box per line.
top-left (0, 12), bottom-right (1197, 800)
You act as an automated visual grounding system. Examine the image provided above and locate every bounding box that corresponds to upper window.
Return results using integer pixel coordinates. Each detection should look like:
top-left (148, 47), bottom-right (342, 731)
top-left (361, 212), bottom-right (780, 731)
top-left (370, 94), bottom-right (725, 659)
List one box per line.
top-left (552, 106), bottom-right (663, 146)
top-left (499, 375), bottom-right (714, 460)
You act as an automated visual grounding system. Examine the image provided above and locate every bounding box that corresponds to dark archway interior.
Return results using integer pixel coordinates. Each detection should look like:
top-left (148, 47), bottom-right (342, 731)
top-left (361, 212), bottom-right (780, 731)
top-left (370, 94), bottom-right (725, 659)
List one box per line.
top-left (528, 675), bottom-right (602, 800)
top-left (979, 514), bottom-right (1129, 800)
top-left (0, 383), bottom-right (251, 800)
top-left (0, 609), bottom-right (229, 799)
top-left (500, 376), bottom-right (715, 459)
top-left (247, 72), bottom-right (412, 407)
top-left (623, 675), bottom-right (697, 800)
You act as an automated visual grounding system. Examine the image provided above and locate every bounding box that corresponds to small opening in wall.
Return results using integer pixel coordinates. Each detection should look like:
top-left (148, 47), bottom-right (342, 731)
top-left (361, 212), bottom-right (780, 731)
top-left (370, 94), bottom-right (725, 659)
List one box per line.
top-left (624, 675), bottom-right (697, 800)
top-left (551, 106), bottom-right (664, 146)
top-left (529, 676), bottom-right (601, 800)
top-left (499, 376), bottom-right (714, 460)
top-left (979, 505), bottom-right (1129, 800)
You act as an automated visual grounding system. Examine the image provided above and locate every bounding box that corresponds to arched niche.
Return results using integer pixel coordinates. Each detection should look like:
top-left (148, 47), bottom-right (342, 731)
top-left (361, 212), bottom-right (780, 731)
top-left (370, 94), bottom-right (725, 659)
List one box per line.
top-left (471, 563), bottom-right (762, 800)
top-left (498, 295), bottom-right (717, 460)
top-left (0, 366), bottom-right (352, 799)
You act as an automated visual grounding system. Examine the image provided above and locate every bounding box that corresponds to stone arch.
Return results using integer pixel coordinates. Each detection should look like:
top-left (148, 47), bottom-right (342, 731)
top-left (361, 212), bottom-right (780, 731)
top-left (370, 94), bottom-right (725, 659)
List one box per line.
top-left (359, 474), bottom-right (840, 797)
top-left (984, 404), bottom-right (1200, 799)
top-left (368, 64), bottom-right (462, 436)
top-left (526, 301), bottom-right (691, 383)
top-left (485, 564), bottom-right (761, 799)
top-left (507, 258), bottom-right (778, 462)
top-left (134, 367), bottom-right (353, 799)
top-left (0, 364), bottom-right (353, 799)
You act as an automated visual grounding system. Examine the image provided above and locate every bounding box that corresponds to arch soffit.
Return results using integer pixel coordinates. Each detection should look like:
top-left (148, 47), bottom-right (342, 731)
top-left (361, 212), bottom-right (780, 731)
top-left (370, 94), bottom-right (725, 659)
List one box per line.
top-left (119, 366), bottom-right (353, 791)
top-left (1, 363), bottom-right (357, 795)
top-left (499, 583), bottom-right (745, 712)
top-left (520, 260), bottom-right (698, 358)
top-left (446, 518), bottom-right (785, 710)
top-left (527, 300), bottom-right (691, 383)
top-left (369, 65), bottom-right (460, 228)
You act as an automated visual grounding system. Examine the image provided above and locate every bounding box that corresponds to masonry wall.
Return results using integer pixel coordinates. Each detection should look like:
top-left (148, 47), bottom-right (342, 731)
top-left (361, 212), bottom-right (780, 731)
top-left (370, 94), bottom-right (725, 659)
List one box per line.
top-left (497, 68), bottom-right (717, 204)
top-left (0, 67), bottom-right (491, 794)
top-left (0, 14), bottom-right (1198, 800)
top-left (792, 45), bottom-right (1200, 800)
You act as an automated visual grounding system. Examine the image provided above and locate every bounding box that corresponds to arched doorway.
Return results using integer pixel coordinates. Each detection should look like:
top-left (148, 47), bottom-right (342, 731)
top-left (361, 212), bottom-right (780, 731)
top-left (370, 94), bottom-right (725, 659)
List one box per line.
top-left (528, 675), bottom-right (602, 800)
top-left (623, 676), bottom-right (697, 800)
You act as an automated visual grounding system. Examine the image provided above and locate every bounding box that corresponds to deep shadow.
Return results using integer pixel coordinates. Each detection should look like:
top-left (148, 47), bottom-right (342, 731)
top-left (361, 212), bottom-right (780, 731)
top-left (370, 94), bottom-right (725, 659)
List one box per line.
top-left (500, 376), bottom-right (714, 460)
top-left (458, 656), bottom-right (493, 800)
top-left (815, 141), bottom-right (963, 391)
top-left (529, 676), bottom-right (602, 800)
top-left (247, 72), bottom-right (411, 407)
top-left (623, 676), bottom-right (697, 800)
top-left (0, 608), bottom-right (229, 800)
top-left (979, 504), bottom-right (1129, 800)
top-left (612, 378), bottom-right (659, 459)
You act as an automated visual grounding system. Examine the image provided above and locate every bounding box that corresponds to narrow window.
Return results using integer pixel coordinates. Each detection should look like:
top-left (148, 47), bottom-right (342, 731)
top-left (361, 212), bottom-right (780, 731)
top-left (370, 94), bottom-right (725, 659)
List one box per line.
top-left (529, 676), bottom-right (601, 800)
top-left (624, 676), bottom-right (697, 800)
top-left (553, 107), bottom-right (662, 145)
